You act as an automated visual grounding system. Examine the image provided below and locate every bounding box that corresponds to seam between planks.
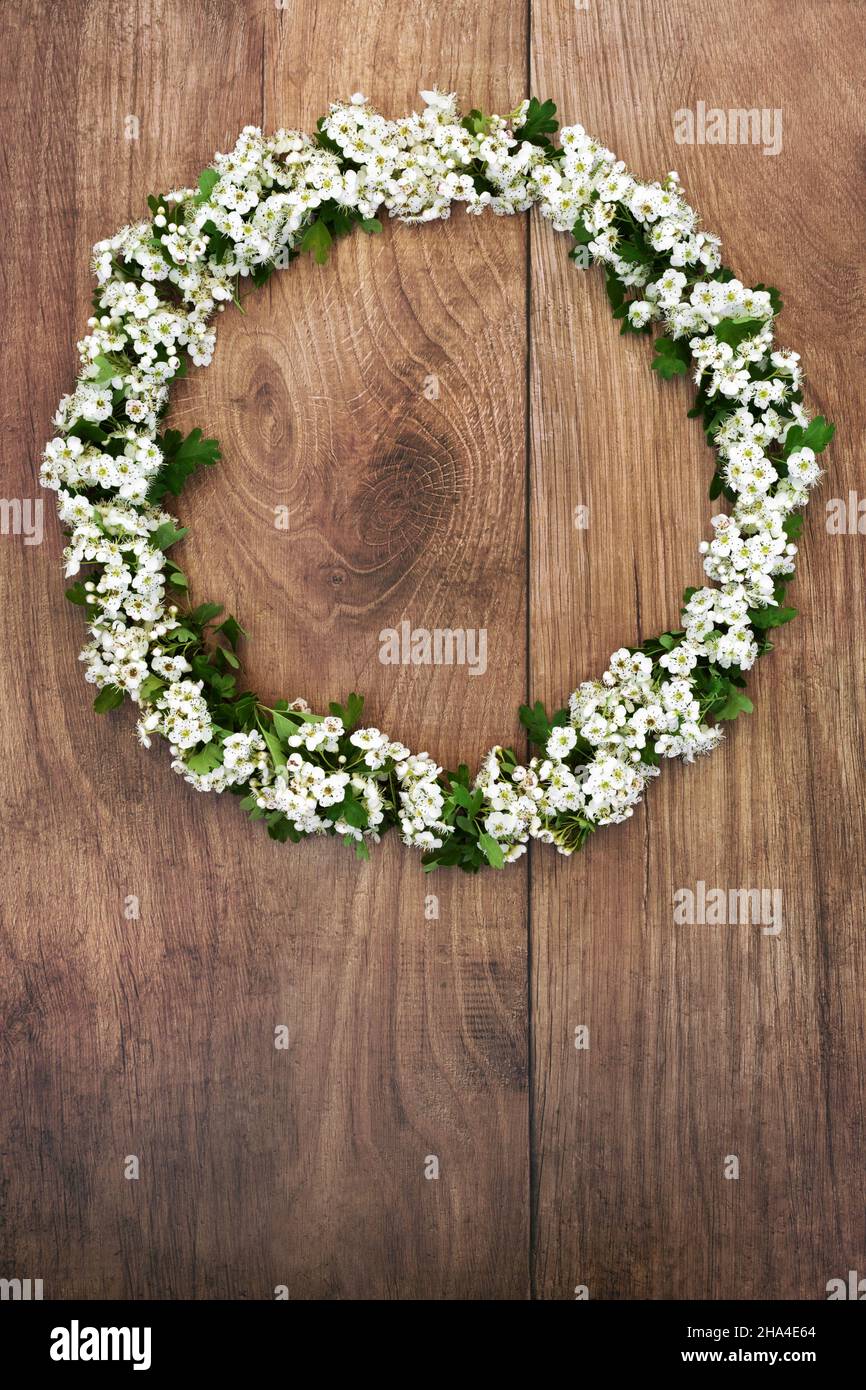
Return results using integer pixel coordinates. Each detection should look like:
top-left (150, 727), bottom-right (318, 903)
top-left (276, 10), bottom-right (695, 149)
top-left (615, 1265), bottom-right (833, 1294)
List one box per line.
top-left (525, 0), bottom-right (537, 1303)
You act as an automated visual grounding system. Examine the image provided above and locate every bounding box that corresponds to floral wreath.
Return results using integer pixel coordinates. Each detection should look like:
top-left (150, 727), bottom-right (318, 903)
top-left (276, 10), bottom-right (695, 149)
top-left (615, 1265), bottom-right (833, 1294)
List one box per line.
top-left (41, 91), bottom-right (834, 871)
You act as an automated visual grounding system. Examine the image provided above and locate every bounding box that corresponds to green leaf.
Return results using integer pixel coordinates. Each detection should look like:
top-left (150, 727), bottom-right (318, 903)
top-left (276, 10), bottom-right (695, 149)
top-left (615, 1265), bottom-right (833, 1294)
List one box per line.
top-left (514, 96), bottom-right (559, 146)
top-left (783, 415), bottom-right (835, 461)
top-left (195, 168), bottom-right (220, 203)
top-left (200, 219), bottom-right (233, 263)
top-left (150, 521), bottom-right (188, 551)
top-left (300, 219), bottom-right (332, 265)
top-left (651, 335), bottom-right (690, 379)
top-left (266, 812), bottom-right (293, 843)
top-left (187, 741), bottom-right (224, 774)
top-left (65, 582), bottom-right (90, 606)
top-left (262, 727), bottom-right (287, 769)
top-left (191, 655), bottom-right (235, 698)
top-left (748, 605), bottom-right (797, 630)
top-left (801, 416), bottom-right (835, 454)
top-left (617, 239), bottom-right (654, 266)
top-left (328, 691), bottom-right (364, 731)
top-left (138, 674), bottom-right (167, 702)
top-left (149, 427), bottom-right (221, 501)
top-left (324, 205), bottom-right (354, 238)
top-left (90, 353), bottom-right (120, 385)
top-left (148, 428), bottom-right (219, 505)
top-left (337, 792), bottom-right (368, 830)
top-left (67, 419), bottom-right (109, 445)
top-left (272, 710), bottom-right (297, 740)
top-left (705, 406), bottom-right (736, 440)
top-left (478, 832), bottom-right (505, 869)
top-left (713, 316), bottom-right (767, 350)
top-left (215, 614), bottom-right (246, 650)
top-left (167, 427), bottom-right (222, 467)
top-left (93, 684), bottom-right (125, 714)
top-left (192, 602), bottom-right (224, 625)
top-left (462, 109), bottom-right (493, 137)
top-left (714, 685), bottom-right (754, 721)
top-left (450, 783), bottom-right (475, 810)
top-left (604, 268), bottom-right (626, 313)
top-left (519, 700), bottom-right (552, 748)
top-left (359, 217), bottom-right (382, 234)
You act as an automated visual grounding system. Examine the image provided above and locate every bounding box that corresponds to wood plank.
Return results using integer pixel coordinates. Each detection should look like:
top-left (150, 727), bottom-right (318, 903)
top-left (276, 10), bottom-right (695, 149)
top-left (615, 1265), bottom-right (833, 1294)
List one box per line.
top-left (4, 0), bottom-right (864, 1306)
top-left (529, 0), bottom-right (866, 1299)
top-left (0, 0), bottom-right (529, 1298)
top-left (243, 0), bottom-right (529, 1300)
top-left (0, 0), bottom-right (271, 1301)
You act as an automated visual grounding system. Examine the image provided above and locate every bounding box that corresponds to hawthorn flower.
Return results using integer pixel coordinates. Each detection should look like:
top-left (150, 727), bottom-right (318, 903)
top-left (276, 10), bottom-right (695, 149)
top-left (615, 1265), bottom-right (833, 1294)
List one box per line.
top-left (546, 726), bottom-right (577, 759)
top-left (37, 92), bottom-right (830, 869)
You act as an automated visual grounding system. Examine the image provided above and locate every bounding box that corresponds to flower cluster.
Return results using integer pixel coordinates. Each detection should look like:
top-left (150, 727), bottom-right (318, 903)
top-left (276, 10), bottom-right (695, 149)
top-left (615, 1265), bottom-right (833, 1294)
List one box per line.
top-left (40, 91), bottom-right (831, 870)
top-left (250, 719), bottom-right (448, 854)
top-left (569, 650), bottom-right (724, 765)
top-left (467, 644), bottom-right (727, 861)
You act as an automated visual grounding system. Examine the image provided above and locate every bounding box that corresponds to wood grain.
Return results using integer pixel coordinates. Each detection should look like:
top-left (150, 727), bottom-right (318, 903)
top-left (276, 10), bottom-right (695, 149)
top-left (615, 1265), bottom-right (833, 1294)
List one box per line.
top-left (1, 0), bottom-right (529, 1302)
top-left (530, 0), bottom-right (866, 1299)
top-left (1, 0), bottom-right (864, 1301)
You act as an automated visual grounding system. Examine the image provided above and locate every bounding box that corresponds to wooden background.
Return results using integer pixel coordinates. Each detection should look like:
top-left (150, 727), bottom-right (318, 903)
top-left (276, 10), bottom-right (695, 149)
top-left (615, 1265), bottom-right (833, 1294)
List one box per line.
top-left (2, 0), bottom-right (865, 1300)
